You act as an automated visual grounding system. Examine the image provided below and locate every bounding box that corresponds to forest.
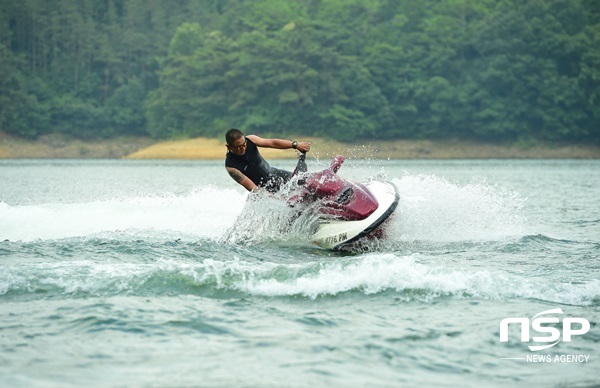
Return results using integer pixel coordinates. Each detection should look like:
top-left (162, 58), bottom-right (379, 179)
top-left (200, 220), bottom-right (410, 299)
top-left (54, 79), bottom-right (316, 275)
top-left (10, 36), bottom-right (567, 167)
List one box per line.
top-left (1, 0), bottom-right (599, 143)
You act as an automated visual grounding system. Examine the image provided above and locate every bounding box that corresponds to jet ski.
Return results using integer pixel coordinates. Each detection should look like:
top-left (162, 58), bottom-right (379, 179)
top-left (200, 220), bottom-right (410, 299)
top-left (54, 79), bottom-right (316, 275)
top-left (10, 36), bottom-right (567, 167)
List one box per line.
top-left (288, 155), bottom-right (399, 251)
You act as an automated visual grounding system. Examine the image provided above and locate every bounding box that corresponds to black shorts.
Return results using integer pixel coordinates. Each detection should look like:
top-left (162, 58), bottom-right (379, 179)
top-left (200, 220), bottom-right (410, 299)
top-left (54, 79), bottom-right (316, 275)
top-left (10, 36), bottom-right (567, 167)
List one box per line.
top-left (263, 168), bottom-right (292, 193)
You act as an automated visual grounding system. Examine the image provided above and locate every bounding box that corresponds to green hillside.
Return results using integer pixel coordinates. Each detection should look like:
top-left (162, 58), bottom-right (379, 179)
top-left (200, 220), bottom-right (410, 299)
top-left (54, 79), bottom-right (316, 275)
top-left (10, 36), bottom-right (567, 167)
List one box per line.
top-left (1, 0), bottom-right (599, 143)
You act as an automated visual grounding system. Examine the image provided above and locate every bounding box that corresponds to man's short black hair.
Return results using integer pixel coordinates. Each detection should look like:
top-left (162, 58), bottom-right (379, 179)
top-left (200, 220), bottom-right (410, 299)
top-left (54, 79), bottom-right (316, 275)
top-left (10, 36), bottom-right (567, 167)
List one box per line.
top-left (226, 128), bottom-right (244, 146)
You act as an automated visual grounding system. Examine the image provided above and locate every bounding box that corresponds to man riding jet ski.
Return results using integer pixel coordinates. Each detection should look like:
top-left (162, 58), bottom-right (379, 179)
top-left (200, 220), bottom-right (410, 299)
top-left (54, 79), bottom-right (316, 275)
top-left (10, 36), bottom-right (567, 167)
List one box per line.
top-left (224, 129), bottom-right (399, 251)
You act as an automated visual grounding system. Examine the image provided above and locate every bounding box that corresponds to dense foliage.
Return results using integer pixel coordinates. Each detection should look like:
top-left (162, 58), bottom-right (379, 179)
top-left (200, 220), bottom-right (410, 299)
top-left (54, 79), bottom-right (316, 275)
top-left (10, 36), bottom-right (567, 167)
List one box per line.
top-left (1, 0), bottom-right (599, 142)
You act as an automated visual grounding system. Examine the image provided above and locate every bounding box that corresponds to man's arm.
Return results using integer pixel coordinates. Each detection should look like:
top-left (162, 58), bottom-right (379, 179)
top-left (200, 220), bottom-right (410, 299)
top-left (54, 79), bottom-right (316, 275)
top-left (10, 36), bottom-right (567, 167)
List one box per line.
top-left (226, 167), bottom-right (256, 192)
top-left (247, 135), bottom-right (310, 153)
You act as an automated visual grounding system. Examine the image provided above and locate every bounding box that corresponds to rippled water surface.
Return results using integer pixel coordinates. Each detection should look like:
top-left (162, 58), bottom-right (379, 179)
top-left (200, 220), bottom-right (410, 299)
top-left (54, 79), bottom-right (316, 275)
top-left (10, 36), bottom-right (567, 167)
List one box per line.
top-left (1, 158), bottom-right (598, 387)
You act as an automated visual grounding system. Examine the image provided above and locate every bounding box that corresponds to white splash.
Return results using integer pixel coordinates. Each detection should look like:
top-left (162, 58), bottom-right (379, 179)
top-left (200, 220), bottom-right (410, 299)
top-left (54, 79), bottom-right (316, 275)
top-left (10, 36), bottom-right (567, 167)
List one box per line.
top-left (387, 174), bottom-right (526, 242)
top-left (0, 186), bottom-right (245, 242)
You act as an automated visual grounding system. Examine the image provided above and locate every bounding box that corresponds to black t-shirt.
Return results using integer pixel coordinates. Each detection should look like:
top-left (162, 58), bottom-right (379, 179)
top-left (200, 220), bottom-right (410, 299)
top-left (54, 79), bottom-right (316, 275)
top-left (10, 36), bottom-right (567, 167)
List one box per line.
top-left (225, 138), bottom-right (272, 187)
top-left (225, 138), bottom-right (292, 192)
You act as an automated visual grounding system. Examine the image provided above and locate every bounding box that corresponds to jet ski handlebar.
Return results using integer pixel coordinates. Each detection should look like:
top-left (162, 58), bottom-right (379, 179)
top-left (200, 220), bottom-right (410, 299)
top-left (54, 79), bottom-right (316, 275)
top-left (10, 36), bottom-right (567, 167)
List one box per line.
top-left (329, 155), bottom-right (344, 173)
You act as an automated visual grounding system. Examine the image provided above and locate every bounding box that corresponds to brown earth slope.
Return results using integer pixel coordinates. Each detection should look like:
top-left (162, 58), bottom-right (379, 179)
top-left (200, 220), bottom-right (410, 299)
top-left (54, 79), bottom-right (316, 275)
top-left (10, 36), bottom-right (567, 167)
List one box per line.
top-left (125, 137), bottom-right (600, 160)
top-left (1, 132), bottom-right (598, 159)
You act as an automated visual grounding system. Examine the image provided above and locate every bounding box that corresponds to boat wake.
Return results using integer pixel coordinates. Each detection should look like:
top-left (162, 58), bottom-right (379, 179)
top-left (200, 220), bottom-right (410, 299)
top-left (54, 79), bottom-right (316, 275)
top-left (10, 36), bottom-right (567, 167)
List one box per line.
top-left (1, 253), bottom-right (597, 306)
top-left (221, 172), bottom-right (527, 250)
top-left (1, 173), bottom-right (526, 247)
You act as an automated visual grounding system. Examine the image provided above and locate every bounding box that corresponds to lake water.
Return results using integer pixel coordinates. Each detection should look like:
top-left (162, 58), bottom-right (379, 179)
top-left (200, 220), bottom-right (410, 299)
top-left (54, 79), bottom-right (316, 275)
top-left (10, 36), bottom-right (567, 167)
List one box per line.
top-left (0, 158), bottom-right (598, 387)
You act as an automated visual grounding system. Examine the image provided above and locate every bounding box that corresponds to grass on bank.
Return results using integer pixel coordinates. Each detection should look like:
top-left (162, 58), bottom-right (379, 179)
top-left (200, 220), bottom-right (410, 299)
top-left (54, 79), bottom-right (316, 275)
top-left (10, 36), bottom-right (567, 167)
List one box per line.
top-left (1, 132), bottom-right (599, 159)
top-left (124, 136), bottom-right (600, 159)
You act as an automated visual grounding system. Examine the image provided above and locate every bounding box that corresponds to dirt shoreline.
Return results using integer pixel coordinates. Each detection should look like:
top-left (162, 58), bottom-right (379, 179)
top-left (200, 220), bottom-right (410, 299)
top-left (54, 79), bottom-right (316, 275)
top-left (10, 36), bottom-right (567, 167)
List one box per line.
top-left (1, 133), bottom-right (598, 159)
top-left (0, 133), bottom-right (156, 159)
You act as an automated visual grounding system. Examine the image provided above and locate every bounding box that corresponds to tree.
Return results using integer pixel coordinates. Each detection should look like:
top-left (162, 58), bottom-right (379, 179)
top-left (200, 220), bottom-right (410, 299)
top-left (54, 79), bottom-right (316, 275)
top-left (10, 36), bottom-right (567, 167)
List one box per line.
top-left (1, 0), bottom-right (598, 142)
top-left (0, 45), bottom-right (46, 137)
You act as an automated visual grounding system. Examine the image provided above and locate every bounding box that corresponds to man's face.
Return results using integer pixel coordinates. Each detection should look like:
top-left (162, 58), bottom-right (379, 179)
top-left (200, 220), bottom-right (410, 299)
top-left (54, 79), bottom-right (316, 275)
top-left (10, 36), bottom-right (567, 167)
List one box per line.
top-left (227, 136), bottom-right (247, 155)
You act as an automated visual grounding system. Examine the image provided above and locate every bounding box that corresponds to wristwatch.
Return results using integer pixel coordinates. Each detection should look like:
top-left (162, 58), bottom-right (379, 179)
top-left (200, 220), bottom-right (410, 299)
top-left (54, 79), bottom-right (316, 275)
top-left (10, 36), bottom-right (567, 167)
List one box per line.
top-left (292, 141), bottom-right (298, 149)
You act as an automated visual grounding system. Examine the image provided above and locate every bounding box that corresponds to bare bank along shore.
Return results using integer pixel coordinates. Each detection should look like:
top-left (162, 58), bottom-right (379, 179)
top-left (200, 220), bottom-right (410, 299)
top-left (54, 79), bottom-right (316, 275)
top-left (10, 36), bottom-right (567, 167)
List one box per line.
top-left (0, 133), bottom-right (598, 159)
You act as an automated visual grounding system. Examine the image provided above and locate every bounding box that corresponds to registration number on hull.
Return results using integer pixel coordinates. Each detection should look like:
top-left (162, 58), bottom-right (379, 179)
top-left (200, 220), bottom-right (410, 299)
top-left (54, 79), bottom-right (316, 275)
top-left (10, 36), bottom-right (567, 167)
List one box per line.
top-left (325, 232), bottom-right (348, 245)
